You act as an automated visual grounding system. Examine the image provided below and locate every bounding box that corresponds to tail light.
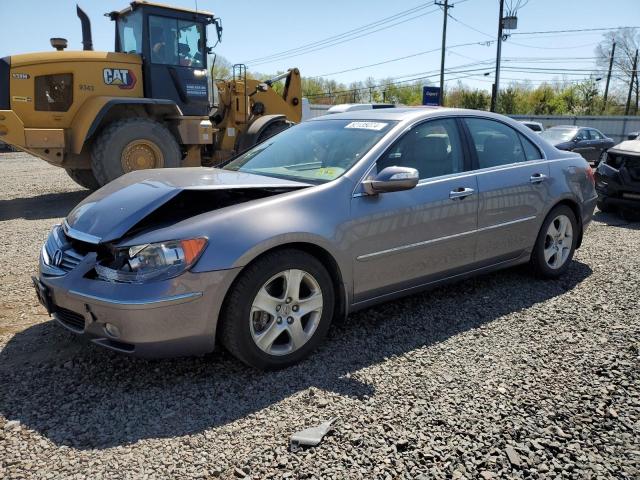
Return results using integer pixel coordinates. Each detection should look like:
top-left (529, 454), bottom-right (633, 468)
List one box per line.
top-left (585, 166), bottom-right (595, 186)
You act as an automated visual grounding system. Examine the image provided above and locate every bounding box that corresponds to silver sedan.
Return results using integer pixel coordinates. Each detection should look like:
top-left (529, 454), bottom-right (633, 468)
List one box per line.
top-left (35, 108), bottom-right (598, 369)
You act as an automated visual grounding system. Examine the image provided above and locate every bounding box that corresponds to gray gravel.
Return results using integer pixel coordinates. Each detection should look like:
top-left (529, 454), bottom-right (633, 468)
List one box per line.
top-left (1, 152), bottom-right (639, 479)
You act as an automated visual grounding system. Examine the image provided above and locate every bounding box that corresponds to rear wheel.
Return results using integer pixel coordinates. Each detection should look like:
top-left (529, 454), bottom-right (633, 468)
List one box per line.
top-left (530, 205), bottom-right (578, 278)
top-left (596, 199), bottom-right (613, 213)
top-left (64, 168), bottom-right (100, 190)
top-left (91, 118), bottom-right (181, 186)
top-left (219, 249), bottom-right (334, 369)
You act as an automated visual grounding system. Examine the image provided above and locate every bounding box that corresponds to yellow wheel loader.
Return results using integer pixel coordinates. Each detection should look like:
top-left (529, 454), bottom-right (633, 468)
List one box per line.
top-left (0, 2), bottom-right (302, 189)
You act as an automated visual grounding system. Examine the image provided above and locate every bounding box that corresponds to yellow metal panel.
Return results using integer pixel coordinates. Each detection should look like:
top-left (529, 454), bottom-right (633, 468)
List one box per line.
top-left (0, 110), bottom-right (26, 147)
top-left (10, 51), bottom-right (142, 68)
top-left (25, 128), bottom-right (65, 148)
top-left (69, 96), bottom-right (117, 154)
top-left (10, 55), bottom-right (144, 130)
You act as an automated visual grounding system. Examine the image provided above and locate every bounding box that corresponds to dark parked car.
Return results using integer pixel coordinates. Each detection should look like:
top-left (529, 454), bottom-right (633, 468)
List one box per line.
top-left (541, 126), bottom-right (614, 165)
top-left (595, 139), bottom-right (640, 220)
top-left (627, 131), bottom-right (640, 140)
top-left (0, 141), bottom-right (15, 152)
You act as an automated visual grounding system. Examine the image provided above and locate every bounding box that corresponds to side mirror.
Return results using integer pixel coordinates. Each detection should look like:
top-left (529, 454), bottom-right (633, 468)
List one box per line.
top-left (363, 166), bottom-right (419, 195)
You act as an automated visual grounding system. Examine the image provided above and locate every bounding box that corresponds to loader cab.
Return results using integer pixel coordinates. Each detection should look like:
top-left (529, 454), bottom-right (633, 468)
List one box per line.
top-left (110, 1), bottom-right (217, 116)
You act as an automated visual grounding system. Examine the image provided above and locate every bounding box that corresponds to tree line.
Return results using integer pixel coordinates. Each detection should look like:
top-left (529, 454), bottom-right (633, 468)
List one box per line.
top-left (211, 27), bottom-right (639, 116)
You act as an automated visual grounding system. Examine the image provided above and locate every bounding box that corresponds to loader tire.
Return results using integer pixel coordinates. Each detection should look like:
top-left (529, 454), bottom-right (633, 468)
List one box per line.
top-left (257, 120), bottom-right (291, 143)
top-left (91, 118), bottom-right (181, 186)
top-left (65, 168), bottom-right (100, 190)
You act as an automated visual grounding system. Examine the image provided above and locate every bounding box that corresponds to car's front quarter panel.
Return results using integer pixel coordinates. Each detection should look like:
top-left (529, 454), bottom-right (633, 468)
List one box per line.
top-left (116, 177), bottom-right (358, 316)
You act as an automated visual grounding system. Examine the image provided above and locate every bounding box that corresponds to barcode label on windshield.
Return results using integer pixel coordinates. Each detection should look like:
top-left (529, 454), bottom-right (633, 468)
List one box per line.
top-left (345, 122), bottom-right (388, 131)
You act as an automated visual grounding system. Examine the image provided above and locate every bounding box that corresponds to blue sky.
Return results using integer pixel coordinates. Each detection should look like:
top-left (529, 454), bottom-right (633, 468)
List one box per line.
top-left (0, 0), bottom-right (637, 90)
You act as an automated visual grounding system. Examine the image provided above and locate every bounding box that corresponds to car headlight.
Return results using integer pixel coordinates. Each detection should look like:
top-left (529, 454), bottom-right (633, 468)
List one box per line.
top-left (95, 238), bottom-right (207, 283)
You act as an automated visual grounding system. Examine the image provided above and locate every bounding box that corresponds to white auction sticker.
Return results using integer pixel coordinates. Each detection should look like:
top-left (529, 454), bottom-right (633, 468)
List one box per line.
top-left (345, 121), bottom-right (388, 131)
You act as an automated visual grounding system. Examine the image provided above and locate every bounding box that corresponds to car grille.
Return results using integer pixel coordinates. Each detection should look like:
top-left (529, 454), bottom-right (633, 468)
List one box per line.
top-left (55, 307), bottom-right (86, 332)
top-left (43, 225), bottom-right (86, 274)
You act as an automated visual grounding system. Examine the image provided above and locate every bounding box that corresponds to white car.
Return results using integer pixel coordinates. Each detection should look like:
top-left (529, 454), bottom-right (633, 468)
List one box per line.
top-left (519, 121), bottom-right (544, 133)
top-left (327, 103), bottom-right (397, 114)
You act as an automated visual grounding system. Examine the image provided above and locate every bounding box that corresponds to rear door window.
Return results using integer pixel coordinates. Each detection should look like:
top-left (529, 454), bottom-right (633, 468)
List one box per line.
top-left (589, 129), bottom-right (604, 140)
top-left (464, 118), bottom-right (526, 168)
top-left (519, 133), bottom-right (543, 161)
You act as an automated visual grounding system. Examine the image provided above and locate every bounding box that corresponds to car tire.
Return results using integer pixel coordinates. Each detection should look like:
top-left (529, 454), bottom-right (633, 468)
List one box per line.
top-left (219, 249), bottom-right (335, 369)
top-left (91, 118), bottom-right (182, 186)
top-left (64, 168), bottom-right (101, 190)
top-left (257, 120), bottom-right (292, 143)
top-left (596, 199), bottom-right (613, 213)
top-left (530, 205), bottom-right (578, 279)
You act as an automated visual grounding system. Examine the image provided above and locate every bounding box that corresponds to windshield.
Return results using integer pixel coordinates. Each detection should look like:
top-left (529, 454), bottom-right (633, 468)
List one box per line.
top-left (223, 119), bottom-right (397, 183)
top-left (541, 128), bottom-right (576, 143)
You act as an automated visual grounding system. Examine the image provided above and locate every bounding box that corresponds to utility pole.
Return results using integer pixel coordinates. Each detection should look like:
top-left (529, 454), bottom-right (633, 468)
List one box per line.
top-left (602, 42), bottom-right (616, 113)
top-left (625, 49), bottom-right (638, 115)
top-left (490, 0), bottom-right (505, 112)
top-left (435, 0), bottom-right (453, 106)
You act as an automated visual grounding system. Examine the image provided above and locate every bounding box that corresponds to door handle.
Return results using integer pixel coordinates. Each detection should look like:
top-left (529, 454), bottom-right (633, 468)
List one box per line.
top-left (530, 173), bottom-right (547, 184)
top-left (449, 187), bottom-right (475, 200)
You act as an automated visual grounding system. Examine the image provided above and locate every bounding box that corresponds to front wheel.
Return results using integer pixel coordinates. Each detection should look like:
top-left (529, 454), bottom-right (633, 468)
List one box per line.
top-left (219, 249), bottom-right (335, 369)
top-left (530, 205), bottom-right (578, 278)
top-left (91, 118), bottom-right (182, 186)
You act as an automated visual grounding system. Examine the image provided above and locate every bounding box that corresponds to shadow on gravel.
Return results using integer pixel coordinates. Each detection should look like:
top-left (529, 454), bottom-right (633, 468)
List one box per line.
top-left (0, 191), bottom-right (89, 221)
top-left (593, 210), bottom-right (640, 229)
top-left (0, 261), bottom-right (592, 450)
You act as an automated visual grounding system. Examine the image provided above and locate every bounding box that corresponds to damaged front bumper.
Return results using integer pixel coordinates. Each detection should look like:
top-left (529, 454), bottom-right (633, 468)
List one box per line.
top-left (36, 239), bottom-right (241, 358)
top-left (595, 162), bottom-right (640, 209)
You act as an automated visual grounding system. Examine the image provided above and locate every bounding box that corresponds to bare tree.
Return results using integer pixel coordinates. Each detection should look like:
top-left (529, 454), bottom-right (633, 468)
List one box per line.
top-left (595, 28), bottom-right (639, 111)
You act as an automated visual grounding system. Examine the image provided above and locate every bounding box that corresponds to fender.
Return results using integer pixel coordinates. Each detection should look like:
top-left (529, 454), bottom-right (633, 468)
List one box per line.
top-left (235, 114), bottom-right (288, 153)
top-left (70, 97), bottom-right (182, 154)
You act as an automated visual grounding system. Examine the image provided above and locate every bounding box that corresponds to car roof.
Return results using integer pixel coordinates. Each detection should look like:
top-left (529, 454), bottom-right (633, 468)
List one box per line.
top-left (308, 106), bottom-right (522, 122)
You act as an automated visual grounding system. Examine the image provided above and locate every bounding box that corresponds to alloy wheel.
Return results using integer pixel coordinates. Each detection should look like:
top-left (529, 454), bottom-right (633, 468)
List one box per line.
top-left (249, 269), bottom-right (323, 356)
top-left (543, 214), bottom-right (573, 269)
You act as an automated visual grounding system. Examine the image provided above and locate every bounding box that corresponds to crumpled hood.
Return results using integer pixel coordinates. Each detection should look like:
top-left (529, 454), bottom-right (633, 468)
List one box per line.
top-left (65, 167), bottom-right (310, 244)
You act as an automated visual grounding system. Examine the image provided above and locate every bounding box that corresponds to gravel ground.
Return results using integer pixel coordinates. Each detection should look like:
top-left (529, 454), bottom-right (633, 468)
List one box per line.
top-left (0, 152), bottom-right (639, 479)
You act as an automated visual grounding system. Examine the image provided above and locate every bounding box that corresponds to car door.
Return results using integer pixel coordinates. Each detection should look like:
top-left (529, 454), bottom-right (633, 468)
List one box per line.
top-left (462, 117), bottom-right (550, 265)
top-left (588, 129), bottom-right (608, 156)
top-left (572, 128), bottom-right (595, 161)
top-left (350, 118), bottom-right (479, 303)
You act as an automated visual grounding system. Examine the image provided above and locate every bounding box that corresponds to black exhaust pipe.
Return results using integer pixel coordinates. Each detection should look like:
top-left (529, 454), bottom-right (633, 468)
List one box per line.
top-left (76, 5), bottom-right (93, 51)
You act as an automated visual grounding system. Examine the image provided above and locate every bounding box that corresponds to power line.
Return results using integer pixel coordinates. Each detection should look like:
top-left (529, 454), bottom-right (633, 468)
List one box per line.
top-left (512, 27), bottom-right (639, 35)
top-left (241, 2), bottom-right (439, 66)
top-left (315, 39), bottom-right (495, 77)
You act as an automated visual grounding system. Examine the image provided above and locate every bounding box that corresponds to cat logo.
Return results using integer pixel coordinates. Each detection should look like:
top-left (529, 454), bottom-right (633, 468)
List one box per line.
top-left (103, 68), bottom-right (136, 90)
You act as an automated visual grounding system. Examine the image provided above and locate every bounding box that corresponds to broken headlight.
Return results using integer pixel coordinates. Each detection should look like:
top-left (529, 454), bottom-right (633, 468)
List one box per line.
top-left (96, 238), bottom-right (207, 283)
